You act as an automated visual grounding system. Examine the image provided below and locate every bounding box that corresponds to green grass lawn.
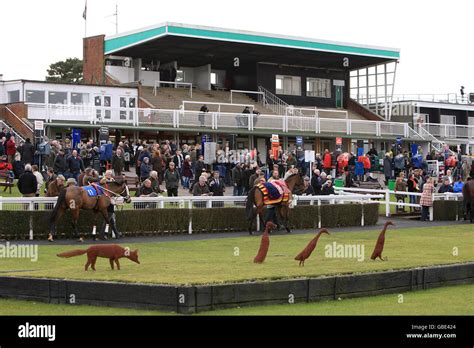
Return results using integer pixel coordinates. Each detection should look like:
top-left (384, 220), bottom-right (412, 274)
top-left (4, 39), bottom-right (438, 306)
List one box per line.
top-left (0, 225), bottom-right (472, 285)
top-left (0, 284), bottom-right (471, 315)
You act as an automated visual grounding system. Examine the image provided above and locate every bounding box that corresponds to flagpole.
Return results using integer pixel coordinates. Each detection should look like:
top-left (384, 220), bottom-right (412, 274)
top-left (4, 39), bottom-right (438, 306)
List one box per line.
top-left (83, 0), bottom-right (88, 38)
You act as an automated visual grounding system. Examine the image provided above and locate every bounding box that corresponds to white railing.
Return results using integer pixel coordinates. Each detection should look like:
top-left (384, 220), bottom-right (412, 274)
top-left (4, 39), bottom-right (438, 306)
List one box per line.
top-left (334, 186), bottom-right (464, 221)
top-left (359, 93), bottom-right (471, 105)
top-left (25, 103), bottom-right (413, 138)
top-left (230, 90), bottom-right (264, 104)
top-left (153, 80), bottom-right (193, 97)
top-left (258, 85), bottom-right (304, 117)
top-left (421, 123), bottom-right (474, 139)
top-left (181, 101), bottom-right (254, 113)
top-left (0, 193), bottom-right (382, 238)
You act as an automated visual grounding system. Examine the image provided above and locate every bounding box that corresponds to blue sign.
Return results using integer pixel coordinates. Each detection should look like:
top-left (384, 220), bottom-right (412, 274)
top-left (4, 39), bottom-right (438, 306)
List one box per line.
top-left (396, 137), bottom-right (402, 145)
top-left (72, 128), bottom-right (81, 149)
top-left (296, 136), bottom-right (303, 146)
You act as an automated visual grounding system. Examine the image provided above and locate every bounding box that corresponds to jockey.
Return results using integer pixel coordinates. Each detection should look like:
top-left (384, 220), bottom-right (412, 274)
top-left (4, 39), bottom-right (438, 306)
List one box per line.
top-left (83, 167), bottom-right (100, 186)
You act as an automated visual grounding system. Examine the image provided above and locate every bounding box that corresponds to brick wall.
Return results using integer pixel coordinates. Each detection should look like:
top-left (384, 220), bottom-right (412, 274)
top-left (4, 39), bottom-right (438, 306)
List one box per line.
top-left (83, 35), bottom-right (105, 85)
top-left (0, 103), bottom-right (34, 140)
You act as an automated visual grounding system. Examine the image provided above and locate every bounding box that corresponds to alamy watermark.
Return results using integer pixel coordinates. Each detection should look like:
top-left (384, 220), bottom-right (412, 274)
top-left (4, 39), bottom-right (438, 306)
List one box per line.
top-left (0, 242), bottom-right (38, 262)
top-left (324, 242), bottom-right (365, 262)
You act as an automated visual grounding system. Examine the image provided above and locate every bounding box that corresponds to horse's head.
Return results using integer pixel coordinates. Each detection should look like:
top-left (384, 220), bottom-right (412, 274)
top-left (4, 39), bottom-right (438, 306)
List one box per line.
top-left (286, 170), bottom-right (305, 195)
top-left (109, 180), bottom-right (131, 204)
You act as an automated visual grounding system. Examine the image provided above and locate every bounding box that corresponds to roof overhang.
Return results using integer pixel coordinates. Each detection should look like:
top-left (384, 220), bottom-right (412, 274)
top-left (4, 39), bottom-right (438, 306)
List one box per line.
top-left (103, 22), bottom-right (400, 69)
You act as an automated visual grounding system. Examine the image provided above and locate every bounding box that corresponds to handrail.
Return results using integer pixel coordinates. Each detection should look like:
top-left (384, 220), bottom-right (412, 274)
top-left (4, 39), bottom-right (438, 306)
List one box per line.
top-left (4, 105), bottom-right (34, 133)
top-left (153, 80), bottom-right (193, 97)
top-left (359, 93), bottom-right (471, 105)
top-left (181, 100), bottom-right (254, 113)
top-left (258, 86), bottom-right (304, 117)
top-left (0, 120), bottom-right (26, 143)
top-left (230, 90), bottom-right (264, 104)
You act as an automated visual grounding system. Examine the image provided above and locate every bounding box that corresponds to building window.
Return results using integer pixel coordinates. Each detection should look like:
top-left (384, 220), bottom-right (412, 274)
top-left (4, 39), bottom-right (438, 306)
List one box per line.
top-left (71, 93), bottom-right (89, 105)
top-left (7, 90), bottom-right (20, 103)
top-left (48, 91), bottom-right (68, 104)
top-left (210, 72), bottom-right (217, 85)
top-left (276, 75), bottom-right (301, 96)
top-left (306, 78), bottom-right (331, 98)
top-left (26, 90), bottom-right (45, 103)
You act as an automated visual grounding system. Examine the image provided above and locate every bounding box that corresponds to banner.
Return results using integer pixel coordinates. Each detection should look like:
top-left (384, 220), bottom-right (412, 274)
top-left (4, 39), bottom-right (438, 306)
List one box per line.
top-left (72, 128), bottom-right (81, 149)
top-left (204, 142), bottom-right (217, 164)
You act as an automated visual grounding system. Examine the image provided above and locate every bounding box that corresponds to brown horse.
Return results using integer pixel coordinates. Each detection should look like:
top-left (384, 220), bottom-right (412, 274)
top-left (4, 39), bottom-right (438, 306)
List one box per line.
top-left (48, 180), bottom-right (131, 242)
top-left (246, 172), bottom-right (305, 235)
top-left (462, 179), bottom-right (474, 223)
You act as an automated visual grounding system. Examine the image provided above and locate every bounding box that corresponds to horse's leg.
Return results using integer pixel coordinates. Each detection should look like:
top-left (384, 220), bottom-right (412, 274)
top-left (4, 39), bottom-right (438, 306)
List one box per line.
top-left (280, 205), bottom-right (291, 233)
top-left (49, 207), bottom-right (65, 242)
top-left (99, 208), bottom-right (111, 239)
top-left (70, 209), bottom-right (82, 242)
top-left (109, 258), bottom-right (115, 270)
top-left (115, 258), bottom-right (120, 270)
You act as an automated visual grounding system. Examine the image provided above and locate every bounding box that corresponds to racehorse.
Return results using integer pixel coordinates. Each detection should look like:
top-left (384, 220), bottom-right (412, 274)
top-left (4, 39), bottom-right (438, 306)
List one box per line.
top-left (246, 172), bottom-right (305, 235)
top-left (462, 179), bottom-right (474, 223)
top-left (48, 180), bottom-right (131, 242)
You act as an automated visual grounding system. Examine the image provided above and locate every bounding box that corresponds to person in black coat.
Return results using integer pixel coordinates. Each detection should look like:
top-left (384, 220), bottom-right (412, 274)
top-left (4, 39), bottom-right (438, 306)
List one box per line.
top-left (20, 138), bottom-right (35, 165)
top-left (209, 171), bottom-right (225, 196)
top-left (12, 154), bottom-right (25, 179)
top-left (17, 164), bottom-right (37, 197)
top-left (53, 150), bottom-right (68, 177)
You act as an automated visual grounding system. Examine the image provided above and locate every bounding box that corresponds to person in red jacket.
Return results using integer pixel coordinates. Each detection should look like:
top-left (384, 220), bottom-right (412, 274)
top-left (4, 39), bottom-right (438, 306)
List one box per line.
top-left (6, 136), bottom-right (16, 164)
top-left (323, 149), bottom-right (332, 175)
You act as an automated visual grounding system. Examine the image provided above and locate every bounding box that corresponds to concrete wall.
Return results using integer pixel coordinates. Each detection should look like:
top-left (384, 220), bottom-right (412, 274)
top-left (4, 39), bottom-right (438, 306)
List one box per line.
top-left (194, 64), bottom-right (211, 90)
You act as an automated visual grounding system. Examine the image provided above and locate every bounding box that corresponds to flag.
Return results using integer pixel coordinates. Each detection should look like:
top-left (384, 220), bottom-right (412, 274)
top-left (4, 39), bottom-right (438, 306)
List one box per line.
top-left (82, 0), bottom-right (87, 20)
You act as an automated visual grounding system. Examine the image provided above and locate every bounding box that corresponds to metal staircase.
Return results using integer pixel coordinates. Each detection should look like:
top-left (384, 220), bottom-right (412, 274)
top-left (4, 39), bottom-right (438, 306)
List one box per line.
top-left (257, 86), bottom-right (304, 117)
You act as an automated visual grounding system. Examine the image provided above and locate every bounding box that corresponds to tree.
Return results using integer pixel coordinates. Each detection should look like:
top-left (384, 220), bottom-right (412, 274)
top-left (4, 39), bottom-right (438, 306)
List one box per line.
top-left (46, 58), bottom-right (83, 83)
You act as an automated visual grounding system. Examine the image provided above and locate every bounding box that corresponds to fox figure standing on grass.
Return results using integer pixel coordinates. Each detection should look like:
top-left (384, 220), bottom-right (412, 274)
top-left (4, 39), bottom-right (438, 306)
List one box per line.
top-left (57, 244), bottom-right (140, 271)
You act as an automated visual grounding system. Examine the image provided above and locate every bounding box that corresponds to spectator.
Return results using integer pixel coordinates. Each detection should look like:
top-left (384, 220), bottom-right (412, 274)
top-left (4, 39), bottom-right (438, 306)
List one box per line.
top-left (311, 169), bottom-right (322, 195)
top-left (123, 141), bottom-right (132, 171)
top-left (249, 168), bottom-right (261, 188)
top-left (394, 172), bottom-right (407, 212)
top-left (407, 173), bottom-right (419, 213)
top-left (0, 136), bottom-right (5, 157)
top-left (54, 149), bottom-right (68, 177)
top-left (302, 176), bottom-right (314, 195)
top-left (420, 177), bottom-right (434, 221)
top-left (323, 149), bottom-right (332, 175)
top-left (31, 165), bottom-right (44, 197)
top-left (194, 155), bottom-right (206, 181)
top-left (137, 179), bottom-right (157, 197)
top-left (149, 171), bottom-right (164, 195)
top-left (6, 136), bottom-right (16, 164)
top-left (164, 161), bottom-right (180, 197)
top-left (66, 178), bottom-right (77, 188)
top-left (383, 152), bottom-right (393, 185)
top-left (198, 104), bottom-right (209, 127)
top-left (209, 171), bottom-right (225, 197)
top-left (67, 150), bottom-right (84, 181)
top-left (192, 175), bottom-right (211, 196)
top-left (20, 138), bottom-right (34, 165)
top-left (17, 164), bottom-right (37, 197)
top-left (12, 152), bottom-right (24, 179)
top-left (268, 169), bottom-right (279, 182)
top-left (453, 176), bottom-right (464, 193)
top-left (151, 149), bottom-right (164, 184)
top-left (112, 149), bottom-right (125, 176)
top-left (438, 177), bottom-right (454, 193)
top-left (100, 170), bottom-right (115, 185)
top-left (231, 162), bottom-right (243, 196)
top-left (322, 177), bottom-right (335, 195)
top-left (344, 167), bottom-right (357, 188)
top-left (140, 157), bottom-right (151, 182)
top-left (44, 167), bottom-right (57, 195)
top-left (182, 155), bottom-right (193, 189)
top-left (172, 149), bottom-right (184, 184)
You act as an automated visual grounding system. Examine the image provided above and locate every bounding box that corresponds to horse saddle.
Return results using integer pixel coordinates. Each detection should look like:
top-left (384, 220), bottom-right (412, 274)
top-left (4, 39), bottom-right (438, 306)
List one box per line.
top-left (257, 182), bottom-right (290, 205)
top-left (83, 184), bottom-right (105, 197)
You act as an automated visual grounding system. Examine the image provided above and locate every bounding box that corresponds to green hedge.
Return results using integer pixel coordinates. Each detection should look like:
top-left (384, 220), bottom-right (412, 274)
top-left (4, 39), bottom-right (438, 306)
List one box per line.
top-left (0, 203), bottom-right (379, 240)
top-left (433, 200), bottom-right (464, 221)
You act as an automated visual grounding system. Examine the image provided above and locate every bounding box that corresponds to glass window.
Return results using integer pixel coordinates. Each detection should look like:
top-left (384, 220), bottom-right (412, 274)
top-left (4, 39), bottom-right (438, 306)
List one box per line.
top-left (120, 97), bottom-right (127, 108)
top-left (210, 73), bottom-right (217, 85)
top-left (48, 91), bottom-right (68, 104)
top-left (104, 96), bottom-right (111, 107)
top-left (71, 93), bottom-right (89, 105)
top-left (26, 90), bottom-right (45, 103)
top-left (8, 90), bottom-right (20, 103)
top-left (306, 78), bottom-right (331, 98)
top-left (275, 75), bottom-right (301, 96)
top-left (129, 97), bottom-right (136, 108)
top-left (94, 96), bottom-right (102, 106)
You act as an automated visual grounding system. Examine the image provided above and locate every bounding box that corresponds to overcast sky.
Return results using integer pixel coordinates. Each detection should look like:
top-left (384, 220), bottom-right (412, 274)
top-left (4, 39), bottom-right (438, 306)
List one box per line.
top-left (1, 0), bottom-right (472, 96)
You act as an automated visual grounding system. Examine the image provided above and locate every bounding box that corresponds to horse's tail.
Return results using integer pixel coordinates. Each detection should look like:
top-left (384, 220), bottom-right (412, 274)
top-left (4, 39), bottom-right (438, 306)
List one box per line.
top-left (57, 249), bottom-right (87, 258)
top-left (49, 188), bottom-right (67, 224)
top-left (246, 186), bottom-right (257, 221)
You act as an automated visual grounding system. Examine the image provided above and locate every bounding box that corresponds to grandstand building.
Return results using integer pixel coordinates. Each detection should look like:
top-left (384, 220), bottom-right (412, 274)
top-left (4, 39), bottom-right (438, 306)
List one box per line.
top-left (1, 22), bottom-right (473, 157)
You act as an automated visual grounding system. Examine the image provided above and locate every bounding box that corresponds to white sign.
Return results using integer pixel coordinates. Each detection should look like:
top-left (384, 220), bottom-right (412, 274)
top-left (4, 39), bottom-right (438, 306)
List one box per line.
top-left (204, 142), bottom-right (217, 164)
top-left (34, 120), bottom-right (44, 131)
top-left (333, 80), bottom-right (345, 87)
top-left (305, 150), bottom-right (315, 162)
top-left (271, 134), bottom-right (279, 143)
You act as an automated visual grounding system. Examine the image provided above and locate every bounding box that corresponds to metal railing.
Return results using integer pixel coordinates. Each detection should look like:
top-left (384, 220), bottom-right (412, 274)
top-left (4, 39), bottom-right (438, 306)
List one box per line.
top-left (181, 101), bottom-right (254, 113)
top-left (25, 103), bottom-right (414, 138)
top-left (0, 193), bottom-right (382, 239)
top-left (0, 120), bottom-right (26, 143)
top-left (334, 186), bottom-right (464, 221)
top-left (230, 90), bottom-right (264, 104)
top-left (421, 123), bottom-right (474, 139)
top-left (359, 93), bottom-right (471, 105)
top-left (153, 80), bottom-right (193, 97)
top-left (258, 86), bottom-right (304, 117)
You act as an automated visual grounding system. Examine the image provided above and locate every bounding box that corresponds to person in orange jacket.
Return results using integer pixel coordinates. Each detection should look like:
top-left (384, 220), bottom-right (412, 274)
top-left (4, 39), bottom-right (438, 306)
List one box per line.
top-left (323, 149), bottom-right (332, 175)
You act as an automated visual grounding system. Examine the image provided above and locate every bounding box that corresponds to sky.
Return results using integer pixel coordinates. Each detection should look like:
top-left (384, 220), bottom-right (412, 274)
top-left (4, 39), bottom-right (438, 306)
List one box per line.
top-left (0, 0), bottom-right (473, 96)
